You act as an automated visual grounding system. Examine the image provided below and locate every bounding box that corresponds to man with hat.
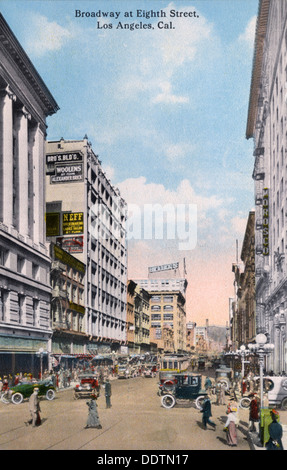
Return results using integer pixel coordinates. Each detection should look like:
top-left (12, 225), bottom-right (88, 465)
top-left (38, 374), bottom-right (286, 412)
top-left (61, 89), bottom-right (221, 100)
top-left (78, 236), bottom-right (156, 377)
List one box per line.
top-left (26, 386), bottom-right (41, 427)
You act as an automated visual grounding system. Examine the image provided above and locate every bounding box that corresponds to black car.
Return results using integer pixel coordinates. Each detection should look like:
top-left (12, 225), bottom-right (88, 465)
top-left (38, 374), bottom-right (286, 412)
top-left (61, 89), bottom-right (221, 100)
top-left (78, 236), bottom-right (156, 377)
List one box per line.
top-left (160, 373), bottom-right (207, 409)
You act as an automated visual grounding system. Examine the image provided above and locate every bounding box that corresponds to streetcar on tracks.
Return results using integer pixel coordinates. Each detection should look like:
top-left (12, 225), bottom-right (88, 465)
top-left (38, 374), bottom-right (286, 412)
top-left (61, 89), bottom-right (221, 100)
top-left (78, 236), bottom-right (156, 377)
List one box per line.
top-left (158, 354), bottom-right (190, 395)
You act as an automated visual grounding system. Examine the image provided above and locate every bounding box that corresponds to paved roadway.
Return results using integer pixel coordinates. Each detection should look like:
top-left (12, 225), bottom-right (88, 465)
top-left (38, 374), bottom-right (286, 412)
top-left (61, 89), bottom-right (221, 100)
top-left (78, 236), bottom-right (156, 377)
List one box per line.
top-left (0, 374), bottom-right (254, 451)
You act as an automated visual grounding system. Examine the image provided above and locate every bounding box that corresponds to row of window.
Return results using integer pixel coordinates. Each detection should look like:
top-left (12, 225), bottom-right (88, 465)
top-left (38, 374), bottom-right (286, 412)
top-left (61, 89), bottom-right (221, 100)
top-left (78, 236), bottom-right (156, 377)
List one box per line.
top-left (151, 305), bottom-right (174, 311)
top-left (151, 295), bottom-right (174, 302)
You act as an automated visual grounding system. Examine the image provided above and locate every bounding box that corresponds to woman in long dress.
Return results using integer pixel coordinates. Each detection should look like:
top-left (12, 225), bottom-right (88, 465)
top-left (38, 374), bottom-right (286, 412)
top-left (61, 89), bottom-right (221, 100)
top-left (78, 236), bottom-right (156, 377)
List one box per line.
top-left (224, 407), bottom-right (238, 447)
top-left (85, 393), bottom-right (102, 429)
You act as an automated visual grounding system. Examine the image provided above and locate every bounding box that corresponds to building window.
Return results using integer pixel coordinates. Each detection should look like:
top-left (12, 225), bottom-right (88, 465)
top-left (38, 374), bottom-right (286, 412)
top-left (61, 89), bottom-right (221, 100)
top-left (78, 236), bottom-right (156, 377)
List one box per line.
top-left (0, 289), bottom-right (7, 322)
top-left (151, 305), bottom-right (161, 311)
top-left (163, 314), bottom-right (173, 321)
top-left (0, 247), bottom-right (8, 266)
top-left (163, 295), bottom-right (173, 302)
top-left (17, 255), bottom-right (25, 273)
top-left (163, 305), bottom-right (173, 311)
top-left (33, 299), bottom-right (39, 327)
top-left (151, 314), bottom-right (161, 321)
top-left (32, 263), bottom-right (39, 280)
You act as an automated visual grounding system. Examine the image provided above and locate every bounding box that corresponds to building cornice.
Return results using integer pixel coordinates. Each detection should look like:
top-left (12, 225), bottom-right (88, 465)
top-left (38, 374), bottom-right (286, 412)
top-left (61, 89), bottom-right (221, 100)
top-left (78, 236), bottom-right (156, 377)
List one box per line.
top-left (246, 0), bottom-right (270, 139)
top-left (0, 13), bottom-right (59, 117)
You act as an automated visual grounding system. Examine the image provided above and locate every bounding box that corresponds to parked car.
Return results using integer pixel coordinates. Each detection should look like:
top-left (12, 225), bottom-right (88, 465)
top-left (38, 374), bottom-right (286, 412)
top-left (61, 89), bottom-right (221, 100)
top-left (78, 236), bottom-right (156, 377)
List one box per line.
top-left (2, 379), bottom-right (56, 405)
top-left (239, 376), bottom-right (287, 410)
top-left (74, 374), bottom-right (100, 399)
top-left (143, 365), bottom-right (157, 378)
top-left (160, 372), bottom-right (207, 409)
top-left (117, 366), bottom-right (131, 379)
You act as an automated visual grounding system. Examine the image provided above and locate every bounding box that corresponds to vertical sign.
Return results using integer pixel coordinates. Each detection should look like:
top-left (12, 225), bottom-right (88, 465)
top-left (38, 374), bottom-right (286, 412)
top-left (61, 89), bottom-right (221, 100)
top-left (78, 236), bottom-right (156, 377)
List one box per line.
top-left (262, 188), bottom-right (269, 256)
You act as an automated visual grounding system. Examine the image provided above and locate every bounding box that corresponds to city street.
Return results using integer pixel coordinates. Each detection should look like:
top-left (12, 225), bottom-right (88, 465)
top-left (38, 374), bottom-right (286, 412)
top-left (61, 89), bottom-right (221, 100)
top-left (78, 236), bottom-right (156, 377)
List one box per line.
top-left (0, 374), bottom-right (253, 451)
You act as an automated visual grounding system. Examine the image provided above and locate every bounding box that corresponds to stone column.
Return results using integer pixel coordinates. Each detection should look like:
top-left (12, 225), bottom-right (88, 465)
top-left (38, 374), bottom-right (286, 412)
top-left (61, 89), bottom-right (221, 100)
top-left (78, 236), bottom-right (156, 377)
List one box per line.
top-left (16, 106), bottom-right (31, 237)
top-left (31, 123), bottom-right (45, 245)
top-left (0, 86), bottom-right (16, 227)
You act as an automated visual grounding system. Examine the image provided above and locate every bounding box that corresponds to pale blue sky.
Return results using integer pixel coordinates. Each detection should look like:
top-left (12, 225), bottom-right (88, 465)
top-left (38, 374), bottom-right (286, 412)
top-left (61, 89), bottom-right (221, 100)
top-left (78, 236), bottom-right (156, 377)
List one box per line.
top-left (0, 0), bottom-right (259, 324)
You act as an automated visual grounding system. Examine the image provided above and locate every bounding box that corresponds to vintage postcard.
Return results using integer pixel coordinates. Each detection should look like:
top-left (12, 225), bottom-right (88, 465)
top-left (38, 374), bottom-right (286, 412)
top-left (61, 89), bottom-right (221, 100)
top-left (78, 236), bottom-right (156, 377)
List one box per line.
top-left (0, 0), bottom-right (284, 455)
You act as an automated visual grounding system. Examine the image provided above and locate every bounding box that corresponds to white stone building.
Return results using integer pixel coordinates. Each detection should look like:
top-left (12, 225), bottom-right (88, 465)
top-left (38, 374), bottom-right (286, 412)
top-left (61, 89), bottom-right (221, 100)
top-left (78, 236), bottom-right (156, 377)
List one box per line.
top-left (0, 14), bottom-right (59, 374)
top-left (246, 0), bottom-right (287, 372)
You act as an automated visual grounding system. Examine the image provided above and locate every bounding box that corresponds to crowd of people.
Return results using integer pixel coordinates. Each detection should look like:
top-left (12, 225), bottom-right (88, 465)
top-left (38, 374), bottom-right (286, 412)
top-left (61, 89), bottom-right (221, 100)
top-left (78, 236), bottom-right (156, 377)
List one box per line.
top-left (201, 373), bottom-right (284, 450)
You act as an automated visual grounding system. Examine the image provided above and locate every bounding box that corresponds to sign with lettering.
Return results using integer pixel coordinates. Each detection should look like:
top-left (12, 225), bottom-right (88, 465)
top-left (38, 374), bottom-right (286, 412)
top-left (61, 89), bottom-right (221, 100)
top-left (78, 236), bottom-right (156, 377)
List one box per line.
top-left (56, 236), bottom-right (84, 254)
top-left (62, 212), bottom-right (84, 234)
top-left (46, 152), bottom-right (84, 183)
top-left (263, 188), bottom-right (269, 256)
top-left (148, 262), bottom-right (179, 273)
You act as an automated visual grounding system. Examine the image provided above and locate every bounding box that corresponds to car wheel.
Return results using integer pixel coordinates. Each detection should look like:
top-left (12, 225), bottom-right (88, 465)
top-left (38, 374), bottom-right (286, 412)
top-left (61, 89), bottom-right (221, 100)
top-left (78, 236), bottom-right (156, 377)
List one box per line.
top-left (161, 394), bottom-right (176, 409)
top-left (11, 392), bottom-right (23, 405)
top-left (281, 397), bottom-right (287, 410)
top-left (46, 389), bottom-right (55, 401)
top-left (1, 391), bottom-right (10, 404)
top-left (239, 397), bottom-right (251, 409)
top-left (195, 395), bottom-right (206, 410)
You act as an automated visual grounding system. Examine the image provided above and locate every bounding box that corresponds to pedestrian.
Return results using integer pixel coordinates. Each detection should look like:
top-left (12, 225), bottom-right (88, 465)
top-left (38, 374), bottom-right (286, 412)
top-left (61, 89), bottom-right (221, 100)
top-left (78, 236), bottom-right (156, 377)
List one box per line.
top-left (215, 382), bottom-right (221, 405)
top-left (200, 395), bottom-right (216, 430)
top-left (84, 392), bottom-right (102, 429)
top-left (224, 406), bottom-right (238, 447)
top-left (220, 383), bottom-right (226, 405)
top-left (26, 387), bottom-right (41, 427)
top-left (104, 378), bottom-right (112, 408)
top-left (266, 410), bottom-right (284, 450)
top-left (204, 376), bottom-right (212, 392)
top-left (249, 393), bottom-right (260, 433)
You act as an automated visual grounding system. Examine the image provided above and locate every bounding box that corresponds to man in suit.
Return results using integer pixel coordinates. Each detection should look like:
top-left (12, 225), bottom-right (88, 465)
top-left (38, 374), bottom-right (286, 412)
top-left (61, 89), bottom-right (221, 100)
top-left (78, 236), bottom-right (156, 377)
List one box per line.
top-left (26, 387), bottom-right (41, 427)
top-left (201, 395), bottom-right (216, 430)
top-left (104, 378), bottom-right (112, 408)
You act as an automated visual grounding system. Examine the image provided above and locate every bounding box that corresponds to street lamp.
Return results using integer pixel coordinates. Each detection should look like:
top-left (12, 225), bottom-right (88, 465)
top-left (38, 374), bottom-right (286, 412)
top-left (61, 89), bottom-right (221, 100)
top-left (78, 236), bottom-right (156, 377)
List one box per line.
top-left (248, 334), bottom-right (274, 408)
top-left (224, 345), bottom-right (251, 396)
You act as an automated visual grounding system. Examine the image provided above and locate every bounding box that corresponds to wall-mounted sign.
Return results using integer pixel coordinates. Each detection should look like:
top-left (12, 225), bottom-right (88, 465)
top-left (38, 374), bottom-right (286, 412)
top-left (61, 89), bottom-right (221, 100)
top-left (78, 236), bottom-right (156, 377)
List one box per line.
top-left (46, 152), bottom-right (84, 183)
top-left (46, 152), bottom-right (83, 164)
top-left (53, 243), bottom-right (85, 272)
top-left (56, 236), bottom-right (84, 254)
top-left (148, 262), bottom-right (179, 273)
top-left (262, 188), bottom-right (269, 256)
top-left (62, 212), bottom-right (84, 234)
top-left (46, 212), bottom-right (60, 237)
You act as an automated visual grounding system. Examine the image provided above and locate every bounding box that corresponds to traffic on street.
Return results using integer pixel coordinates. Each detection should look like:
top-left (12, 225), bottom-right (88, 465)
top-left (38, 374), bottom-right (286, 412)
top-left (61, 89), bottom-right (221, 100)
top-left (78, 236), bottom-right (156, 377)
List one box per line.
top-left (0, 366), bottom-right (254, 451)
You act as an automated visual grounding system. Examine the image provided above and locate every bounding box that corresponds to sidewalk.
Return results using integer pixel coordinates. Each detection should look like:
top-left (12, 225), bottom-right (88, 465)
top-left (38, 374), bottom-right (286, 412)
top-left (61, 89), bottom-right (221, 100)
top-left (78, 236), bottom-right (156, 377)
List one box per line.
top-left (247, 425), bottom-right (287, 450)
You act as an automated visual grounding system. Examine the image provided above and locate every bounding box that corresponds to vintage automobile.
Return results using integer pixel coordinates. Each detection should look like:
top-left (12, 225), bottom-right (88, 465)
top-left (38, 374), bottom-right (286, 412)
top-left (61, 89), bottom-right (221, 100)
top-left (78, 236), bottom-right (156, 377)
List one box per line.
top-left (117, 365), bottom-right (132, 379)
top-left (74, 373), bottom-right (100, 399)
top-left (1, 379), bottom-right (56, 405)
top-left (215, 365), bottom-right (233, 391)
top-left (143, 364), bottom-right (157, 378)
top-left (160, 372), bottom-right (207, 409)
top-left (239, 376), bottom-right (287, 410)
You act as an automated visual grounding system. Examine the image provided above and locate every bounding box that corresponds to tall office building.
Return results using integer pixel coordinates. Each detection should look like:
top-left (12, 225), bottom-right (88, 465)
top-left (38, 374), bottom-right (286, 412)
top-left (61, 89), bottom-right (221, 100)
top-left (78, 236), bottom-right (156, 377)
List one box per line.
top-left (246, 0), bottom-right (287, 372)
top-left (46, 138), bottom-right (127, 354)
top-left (135, 261), bottom-right (188, 353)
top-left (0, 14), bottom-right (59, 374)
